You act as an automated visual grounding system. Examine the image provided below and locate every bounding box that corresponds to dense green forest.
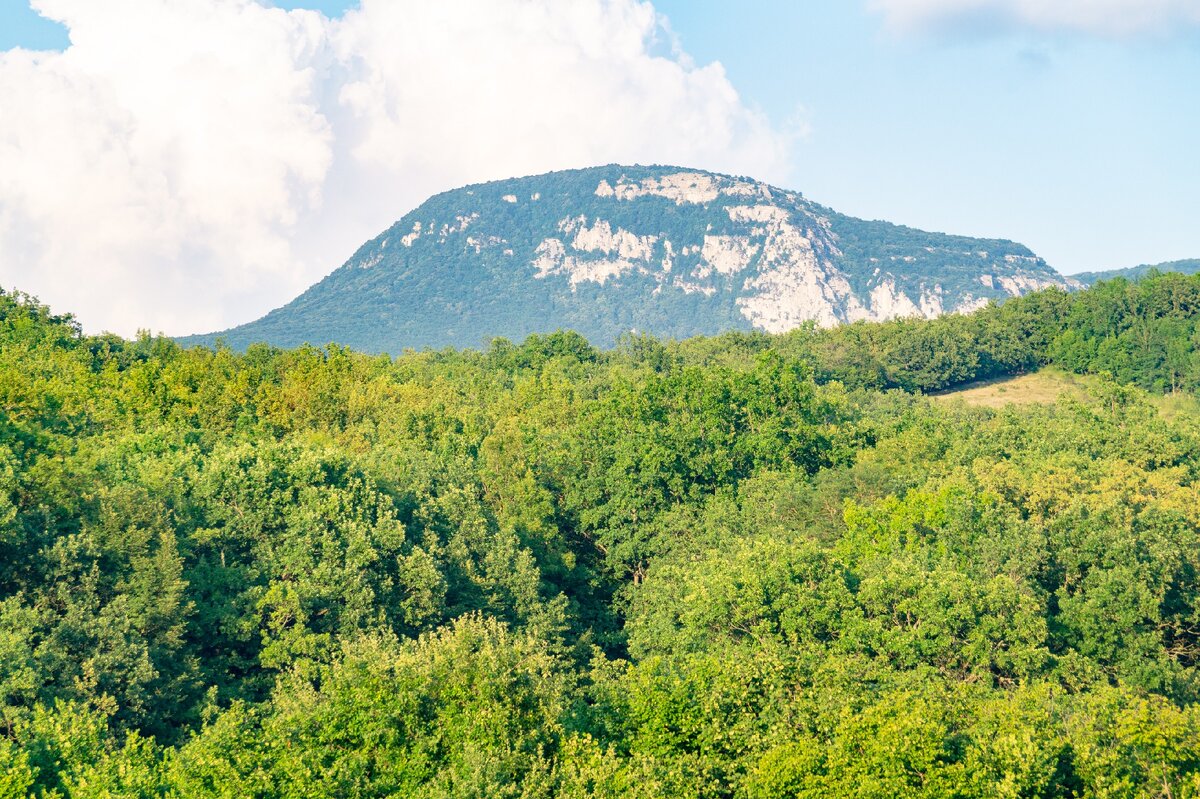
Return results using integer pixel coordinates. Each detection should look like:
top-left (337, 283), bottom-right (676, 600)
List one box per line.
top-left (1074, 260), bottom-right (1200, 287)
top-left (3, 274), bottom-right (1200, 797)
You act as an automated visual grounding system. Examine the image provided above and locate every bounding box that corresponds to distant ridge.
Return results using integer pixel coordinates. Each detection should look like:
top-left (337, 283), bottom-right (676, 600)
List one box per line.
top-left (182, 164), bottom-right (1075, 353)
top-left (1073, 259), bottom-right (1200, 286)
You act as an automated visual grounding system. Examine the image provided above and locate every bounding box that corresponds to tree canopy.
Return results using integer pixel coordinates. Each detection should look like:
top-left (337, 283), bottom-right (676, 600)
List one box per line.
top-left (2, 276), bottom-right (1200, 797)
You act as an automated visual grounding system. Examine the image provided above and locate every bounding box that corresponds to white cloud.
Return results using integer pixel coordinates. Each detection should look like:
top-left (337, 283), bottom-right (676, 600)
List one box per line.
top-left (0, 0), bottom-right (792, 337)
top-left (871, 0), bottom-right (1200, 36)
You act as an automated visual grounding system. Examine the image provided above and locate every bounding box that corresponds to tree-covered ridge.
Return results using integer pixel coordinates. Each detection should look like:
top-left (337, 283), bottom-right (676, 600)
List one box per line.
top-left (742, 270), bottom-right (1200, 395)
top-left (1074, 259), bottom-right (1200, 286)
top-left (4, 276), bottom-right (1200, 797)
top-left (183, 164), bottom-right (1069, 352)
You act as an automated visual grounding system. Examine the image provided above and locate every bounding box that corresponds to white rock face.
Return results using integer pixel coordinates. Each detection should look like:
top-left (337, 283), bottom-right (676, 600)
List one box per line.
top-left (522, 170), bottom-right (1071, 332)
top-left (954, 296), bottom-right (990, 314)
top-left (738, 249), bottom-right (850, 330)
top-left (561, 216), bottom-right (657, 261)
top-left (727, 204), bottom-right (789, 225)
top-left (596, 173), bottom-right (721, 204)
top-left (401, 221), bottom-right (422, 247)
top-left (594, 171), bottom-right (775, 206)
top-left (722, 181), bottom-right (774, 200)
top-left (661, 240), bottom-right (676, 273)
top-left (532, 238), bottom-right (567, 279)
top-left (677, 280), bottom-right (718, 297)
top-left (700, 235), bottom-right (759, 277)
top-left (502, 194), bottom-right (518, 203)
top-left (998, 274), bottom-right (1057, 295)
top-left (532, 234), bottom-right (640, 288)
top-left (919, 288), bottom-right (945, 318)
top-left (439, 213), bottom-right (478, 239)
top-left (867, 279), bottom-right (922, 320)
top-left (731, 203), bottom-right (859, 330)
top-left (466, 235), bottom-right (506, 254)
top-left (534, 182), bottom-right (1018, 328)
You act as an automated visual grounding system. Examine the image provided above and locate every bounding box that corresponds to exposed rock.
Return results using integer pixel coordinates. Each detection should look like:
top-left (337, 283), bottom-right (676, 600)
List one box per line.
top-left (186, 164), bottom-right (1077, 352)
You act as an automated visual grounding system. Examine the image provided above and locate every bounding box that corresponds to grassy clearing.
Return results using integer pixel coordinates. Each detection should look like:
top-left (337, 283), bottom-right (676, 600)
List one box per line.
top-left (934, 368), bottom-right (1200, 419)
top-left (1149, 389), bottom-right (1200, 422)
top-left (932, 368), bottom-right (1096, 408)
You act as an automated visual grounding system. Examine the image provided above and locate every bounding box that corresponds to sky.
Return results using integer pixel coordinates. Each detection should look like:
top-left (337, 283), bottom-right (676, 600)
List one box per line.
top-left (0, 0), bottom-right (1198, 336)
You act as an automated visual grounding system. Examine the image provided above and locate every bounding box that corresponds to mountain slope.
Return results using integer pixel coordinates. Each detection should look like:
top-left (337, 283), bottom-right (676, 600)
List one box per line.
top-left (185, 165), bottom-right (1074, 352)
top-left (1072, 258), bottom-right (1200, 286)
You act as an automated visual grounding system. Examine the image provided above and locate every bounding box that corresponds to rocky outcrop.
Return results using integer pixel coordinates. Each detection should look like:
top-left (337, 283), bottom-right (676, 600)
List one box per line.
top-left (526, 171), bottom-right (1067, 331)
top-left (185, 164), bottom-right (1074, 352)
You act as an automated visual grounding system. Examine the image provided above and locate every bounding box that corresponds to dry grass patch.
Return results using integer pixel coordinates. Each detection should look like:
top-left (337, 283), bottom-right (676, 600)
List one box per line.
top-left (931, 364), bottom-right (1094, 405)
top-left (933, 368), bottom-right (1098, 408)
top-left (934, 368), bottom-right (1200, 419)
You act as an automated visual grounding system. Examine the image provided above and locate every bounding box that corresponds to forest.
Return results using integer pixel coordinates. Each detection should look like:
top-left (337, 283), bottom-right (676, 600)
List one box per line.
top-left (2, 273), bottom-right (1200, 797)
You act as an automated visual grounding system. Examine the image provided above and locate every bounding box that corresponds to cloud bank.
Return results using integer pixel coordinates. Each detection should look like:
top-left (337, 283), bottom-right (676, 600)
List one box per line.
top-left (0, 0), bottom-right (791, 336)
top-left (871, 0), bottom-right (1200, 36)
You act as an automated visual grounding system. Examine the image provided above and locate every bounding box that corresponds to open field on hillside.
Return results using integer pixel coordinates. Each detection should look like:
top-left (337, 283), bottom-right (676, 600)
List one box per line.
top-left (935, 367), bottom-right (1200, 419)
top-left (932, 368), bottom-right (1093, 407)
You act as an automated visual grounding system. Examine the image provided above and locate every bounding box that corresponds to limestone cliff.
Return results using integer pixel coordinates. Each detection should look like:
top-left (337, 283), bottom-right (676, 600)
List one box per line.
top-left (185, 165), bottom-right (1075, 351)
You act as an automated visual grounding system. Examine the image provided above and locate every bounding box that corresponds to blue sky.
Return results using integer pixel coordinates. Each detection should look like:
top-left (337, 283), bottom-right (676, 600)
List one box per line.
top-left (661, 2), bottom-right (1200, 275)
top-left (1, 0), bottom-right (1198, 334)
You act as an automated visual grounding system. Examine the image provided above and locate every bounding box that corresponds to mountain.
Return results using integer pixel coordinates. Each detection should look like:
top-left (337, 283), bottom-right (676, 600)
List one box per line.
top-left (184, 165), bottom-right (1075, 352)
top-left (1072, 259), bottom-right (1200, 286)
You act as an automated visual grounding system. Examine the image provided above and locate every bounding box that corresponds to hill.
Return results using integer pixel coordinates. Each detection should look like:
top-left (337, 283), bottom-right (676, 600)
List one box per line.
top-left (1073, 258), bottom-right (1200, 285)
top-left (183, 164), bottom-right (1074, 352)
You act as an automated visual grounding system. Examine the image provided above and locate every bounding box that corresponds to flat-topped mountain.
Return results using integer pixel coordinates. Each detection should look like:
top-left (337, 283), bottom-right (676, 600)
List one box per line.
top-left (185, 165), bottom-right (1075, 351)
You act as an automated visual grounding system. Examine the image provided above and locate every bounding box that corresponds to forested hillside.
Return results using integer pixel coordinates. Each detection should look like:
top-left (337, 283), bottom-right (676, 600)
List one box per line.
top-left (184, 165), bottom-right (1071, 351)
top-left (1074, 259), bottom-right (1200, 286)
top-left (3, 274), bottom-right (1200, 797)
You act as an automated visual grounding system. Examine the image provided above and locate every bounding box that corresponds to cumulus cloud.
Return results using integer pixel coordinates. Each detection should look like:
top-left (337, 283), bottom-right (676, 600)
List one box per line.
top-left (871, 0), bottom-right (1200, 36)
top-left (0, 0), bottom-right (791, 336)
